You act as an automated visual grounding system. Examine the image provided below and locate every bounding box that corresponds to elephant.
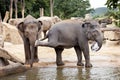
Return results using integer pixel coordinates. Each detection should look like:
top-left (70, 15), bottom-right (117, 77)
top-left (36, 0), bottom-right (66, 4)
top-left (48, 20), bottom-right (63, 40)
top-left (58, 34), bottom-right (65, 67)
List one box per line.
top-left (17, 15), bottom-right (42, 67)
top-left (37, 16), bottom-right (61, 37)
top-left (35, 20), bottom-right (104, 68)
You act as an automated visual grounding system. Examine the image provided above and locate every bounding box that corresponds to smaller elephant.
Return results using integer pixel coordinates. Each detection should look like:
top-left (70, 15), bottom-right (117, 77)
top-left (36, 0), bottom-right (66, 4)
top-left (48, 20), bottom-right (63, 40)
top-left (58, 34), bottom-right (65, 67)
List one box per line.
top-left (37, 16), bottom-right (61, 37)
top-left (35, 20), bottom-right (103, 68)
top-left (17, 15), bottom-right (42, 67)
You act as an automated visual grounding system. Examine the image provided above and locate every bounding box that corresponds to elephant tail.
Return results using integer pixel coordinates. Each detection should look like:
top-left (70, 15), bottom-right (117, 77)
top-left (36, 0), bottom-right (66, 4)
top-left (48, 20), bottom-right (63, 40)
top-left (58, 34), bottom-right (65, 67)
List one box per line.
top-left (40, 34), bottom-right (48, 41)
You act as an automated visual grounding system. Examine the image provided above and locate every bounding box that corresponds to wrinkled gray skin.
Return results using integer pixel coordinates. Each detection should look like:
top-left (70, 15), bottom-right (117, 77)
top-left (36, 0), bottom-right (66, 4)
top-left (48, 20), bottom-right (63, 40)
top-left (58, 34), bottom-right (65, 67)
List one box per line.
top-left (35, 20), bottom-right (103, 68)
top-left (17, 15), bottom-right (42, 67)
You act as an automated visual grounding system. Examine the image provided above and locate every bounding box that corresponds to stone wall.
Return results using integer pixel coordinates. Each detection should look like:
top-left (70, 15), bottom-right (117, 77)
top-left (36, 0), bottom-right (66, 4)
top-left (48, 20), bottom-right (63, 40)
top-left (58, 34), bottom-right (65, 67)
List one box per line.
top-left (104, 24), bottom-right (120, 46)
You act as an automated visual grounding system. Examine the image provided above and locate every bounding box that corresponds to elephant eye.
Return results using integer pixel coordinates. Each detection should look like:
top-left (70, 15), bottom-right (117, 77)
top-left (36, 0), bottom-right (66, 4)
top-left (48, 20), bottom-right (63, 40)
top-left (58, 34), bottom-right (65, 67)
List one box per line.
top-left (25, 31), bottom-right (29, 37)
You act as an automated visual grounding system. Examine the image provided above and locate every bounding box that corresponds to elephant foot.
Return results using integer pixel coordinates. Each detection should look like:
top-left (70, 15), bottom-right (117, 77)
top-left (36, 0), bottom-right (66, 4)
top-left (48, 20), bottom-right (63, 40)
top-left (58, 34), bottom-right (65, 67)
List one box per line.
top-left (25, 60), bottom-right (31, 65)
top-left (77, 62), bottom-right (84, 66)
top-left (56, 62), bottom-right (65, 66)
top-left (85, 63), bottom-right (92, 68)
top-left (34, 58), bottom-right (39, 63)
top-left (28, 60), bottom-right (34, 67)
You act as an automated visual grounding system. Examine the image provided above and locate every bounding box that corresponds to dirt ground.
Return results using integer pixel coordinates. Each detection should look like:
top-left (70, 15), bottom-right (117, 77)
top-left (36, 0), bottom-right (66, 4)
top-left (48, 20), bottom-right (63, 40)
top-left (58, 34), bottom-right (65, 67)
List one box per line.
top-left (3, 41), bottom-right (120, 68)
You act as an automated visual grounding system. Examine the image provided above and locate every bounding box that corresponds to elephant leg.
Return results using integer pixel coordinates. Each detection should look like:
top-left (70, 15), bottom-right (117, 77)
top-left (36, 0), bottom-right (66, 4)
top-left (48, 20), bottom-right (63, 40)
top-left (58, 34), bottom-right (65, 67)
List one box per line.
top-left (30, 45), bottom-right (34, 67)
top-left (54, 47), bottom-right (64, 66)
top-left (82, 44), bottom-right (92, 68)
top-left (35, 40), bottom-right (71, 48)
top-left (33, 47), bottom-right (39, 63)
top-left (23, 38), bottom-right (31, 64)
top-left (35, 33), bottom-right (60, 48)
top-left (74, 46), bottom-right (84, 66)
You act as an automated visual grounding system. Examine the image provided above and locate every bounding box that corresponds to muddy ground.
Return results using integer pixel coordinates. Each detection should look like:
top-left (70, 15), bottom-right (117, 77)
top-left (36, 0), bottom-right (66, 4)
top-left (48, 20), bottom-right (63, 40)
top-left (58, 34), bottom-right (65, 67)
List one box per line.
top-left (3, 42), bottom-right (120, 68)
top-left (1, 42), bottom-right (120, 80)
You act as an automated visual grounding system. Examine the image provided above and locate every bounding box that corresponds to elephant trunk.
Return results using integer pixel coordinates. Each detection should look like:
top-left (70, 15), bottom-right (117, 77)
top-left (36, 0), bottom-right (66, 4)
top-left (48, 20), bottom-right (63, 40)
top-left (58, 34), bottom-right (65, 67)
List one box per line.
top-left (91, 35), bottom-right (103, 52)
top-left (29, 35), bottom-right (38, 46)
top-left (96, 38), bottom-right (103, 51)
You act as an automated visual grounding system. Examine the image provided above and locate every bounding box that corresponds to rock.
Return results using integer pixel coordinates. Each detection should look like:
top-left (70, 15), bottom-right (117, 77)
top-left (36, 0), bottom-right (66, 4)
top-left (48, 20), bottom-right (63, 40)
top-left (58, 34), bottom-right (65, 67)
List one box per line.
top-left (2, 22), bottom-right (23, 44)
top-left (0, 22), bottom-right (4, 47)
top-left (0, 63), bottom-right (27, 77)
top-left (104, 25), bottom-right (120, 46)
top-left (85, 14), bottom-right (93, 20)
top-left (0, 47), bottom-right (23, 64)
top-left (37, 16), bottom-right (61, 37)
top-left (0, 47), bottom-right (26, 77)
top-left (8, 18), bottom-right (24, 26)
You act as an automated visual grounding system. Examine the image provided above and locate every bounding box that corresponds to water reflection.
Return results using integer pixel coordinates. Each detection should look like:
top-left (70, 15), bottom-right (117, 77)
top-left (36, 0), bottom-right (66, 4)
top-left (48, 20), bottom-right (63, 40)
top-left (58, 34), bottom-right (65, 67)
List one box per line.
top-left (1, 67), bottom-right (120, 80)
top-left (55, 67), bottom-right (91, 80)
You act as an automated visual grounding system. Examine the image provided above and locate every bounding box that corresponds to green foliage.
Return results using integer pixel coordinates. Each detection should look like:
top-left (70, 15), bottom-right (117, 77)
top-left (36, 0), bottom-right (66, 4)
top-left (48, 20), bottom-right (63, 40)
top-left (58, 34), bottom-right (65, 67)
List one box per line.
top-left (54, 0), bottom-right (93, 19)
top-left (0, 0), bottom-right (93, 19)
top-left (106, 0), bottom-right (120, 9)
top-left (105, 0), bottom-right (120, 27)
top-left (24, 0), bottom-right (50, 18)
top-left (0, 0), bottom-right (10, 20)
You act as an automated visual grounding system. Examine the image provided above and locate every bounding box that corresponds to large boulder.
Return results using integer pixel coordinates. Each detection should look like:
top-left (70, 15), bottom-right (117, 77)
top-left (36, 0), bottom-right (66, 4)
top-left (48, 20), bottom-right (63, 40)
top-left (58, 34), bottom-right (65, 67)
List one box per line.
top-left (37, 16), bottom-right (61, 37)
top-left (85, 14), bottom-right (93, 20)
top-left (8, 18), bottom-right (24, 26)
top-left (2, 22), bottom-right (23, 44)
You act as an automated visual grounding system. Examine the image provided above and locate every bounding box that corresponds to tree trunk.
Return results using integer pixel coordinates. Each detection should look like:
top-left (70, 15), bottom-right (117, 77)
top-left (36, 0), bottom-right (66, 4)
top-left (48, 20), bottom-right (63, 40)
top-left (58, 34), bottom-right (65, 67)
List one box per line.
top-left (40, 8), bottom-right (44, 17)
top-left (10, 0), bottom-right (13, 19)
top-left (21, 0), bottom-right (25, 18)
top-left (15, 0), bottom-right (18, 19)
top-left (3, 11), bottom-right (9, 22)
top-left (0, 13), bottom-right (2, 22)
top-left (50, 0), bottom-right (54, 17)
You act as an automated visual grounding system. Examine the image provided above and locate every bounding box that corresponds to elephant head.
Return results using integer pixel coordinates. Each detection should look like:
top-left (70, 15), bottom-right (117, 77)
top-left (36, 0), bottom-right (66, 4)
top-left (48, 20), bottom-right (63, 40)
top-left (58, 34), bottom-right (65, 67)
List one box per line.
top-left (17, 17), bottom-right (42, 46)
top-left (82, 20), bottom-right (103, 51)
top-left (17, 15), bottom-right (42, 67)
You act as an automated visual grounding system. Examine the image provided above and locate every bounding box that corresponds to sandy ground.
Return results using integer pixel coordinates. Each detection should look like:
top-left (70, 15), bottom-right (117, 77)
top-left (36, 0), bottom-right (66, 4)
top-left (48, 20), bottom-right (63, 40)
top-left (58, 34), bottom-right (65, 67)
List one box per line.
top-left (3, 41), bottom-right (120, 68)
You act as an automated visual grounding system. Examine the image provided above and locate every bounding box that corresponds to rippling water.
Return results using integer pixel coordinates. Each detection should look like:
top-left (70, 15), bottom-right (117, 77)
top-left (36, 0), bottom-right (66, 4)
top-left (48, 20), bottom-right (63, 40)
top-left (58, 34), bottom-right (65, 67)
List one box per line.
top-left (1, 67), bottom-right (120, 80)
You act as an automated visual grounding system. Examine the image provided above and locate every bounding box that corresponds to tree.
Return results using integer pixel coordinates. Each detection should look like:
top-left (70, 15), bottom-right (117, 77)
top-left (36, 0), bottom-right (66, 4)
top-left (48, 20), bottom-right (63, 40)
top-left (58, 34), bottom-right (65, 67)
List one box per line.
top-left (0, 0), bottom-right (10, 20)
top-left (26, 0), bottom-right (50, 18)
top-left (106, 0), bottom-right (120, 27)
top-left (106, 0), bottom-right (120, 9)
top-left (0, 0), bottom-right (93, 19)
top-left (54, 0), bottom-right (93, 19)
top-left (50, 0), bottom-right (54, 17)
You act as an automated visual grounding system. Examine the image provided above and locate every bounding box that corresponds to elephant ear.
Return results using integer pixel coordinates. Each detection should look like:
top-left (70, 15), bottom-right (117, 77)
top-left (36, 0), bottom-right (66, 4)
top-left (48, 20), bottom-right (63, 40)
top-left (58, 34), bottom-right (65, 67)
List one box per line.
top-left (82, 22), bottom-right (99, 40)
top-left (82, 22), bottom-right (92, 28)
top-left (38, 21), bottom-right (43, 31)
top-left (17, 22), bottom-right (24, 32)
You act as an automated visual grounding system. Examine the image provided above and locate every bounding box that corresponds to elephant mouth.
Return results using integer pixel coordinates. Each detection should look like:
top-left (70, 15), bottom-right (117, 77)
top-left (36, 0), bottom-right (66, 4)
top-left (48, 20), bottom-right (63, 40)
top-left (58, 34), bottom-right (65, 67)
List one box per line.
top-left (91, 42), bottom-right (100, 52)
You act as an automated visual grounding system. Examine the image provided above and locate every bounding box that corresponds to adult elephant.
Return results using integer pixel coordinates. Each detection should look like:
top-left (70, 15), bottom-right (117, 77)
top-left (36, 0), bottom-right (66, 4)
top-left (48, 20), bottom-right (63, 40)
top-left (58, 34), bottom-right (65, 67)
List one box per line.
top-left (17, 15), bottom-right (42, 67)
top-left (35, 20), bottom-right (103, 68)
top-left (37, 16), bottom-right (61, 37)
